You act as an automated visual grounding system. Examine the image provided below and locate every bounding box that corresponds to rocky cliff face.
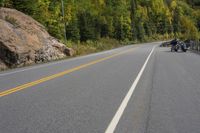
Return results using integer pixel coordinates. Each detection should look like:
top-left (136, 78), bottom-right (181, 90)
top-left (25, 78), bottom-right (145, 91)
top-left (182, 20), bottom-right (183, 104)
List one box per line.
top-left (0, 8), bottom-right (74, 70)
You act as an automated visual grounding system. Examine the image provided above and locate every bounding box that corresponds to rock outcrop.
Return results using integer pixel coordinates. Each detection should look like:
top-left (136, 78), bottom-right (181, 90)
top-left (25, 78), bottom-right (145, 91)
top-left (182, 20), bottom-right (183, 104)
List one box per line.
top-left (0, 8), bottom-right (74, 70)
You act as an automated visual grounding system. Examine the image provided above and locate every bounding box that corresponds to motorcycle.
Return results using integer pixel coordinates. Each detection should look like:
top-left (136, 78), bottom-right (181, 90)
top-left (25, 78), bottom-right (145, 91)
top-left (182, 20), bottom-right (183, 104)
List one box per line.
top-left (180, 41), bottom-right (188, 52)
top-left (171, 41), bottom-right (188, 52)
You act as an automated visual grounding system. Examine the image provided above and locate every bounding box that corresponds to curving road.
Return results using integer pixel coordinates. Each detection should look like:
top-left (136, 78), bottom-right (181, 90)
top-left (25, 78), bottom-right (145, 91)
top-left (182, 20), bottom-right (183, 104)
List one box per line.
top-left (0, 42), bottom-right (200, 133)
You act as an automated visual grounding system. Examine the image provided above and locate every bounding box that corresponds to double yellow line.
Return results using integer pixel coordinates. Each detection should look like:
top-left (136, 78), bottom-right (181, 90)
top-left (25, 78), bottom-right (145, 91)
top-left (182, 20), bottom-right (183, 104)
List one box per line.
top-left (0, 47), bottom-right (136, 97)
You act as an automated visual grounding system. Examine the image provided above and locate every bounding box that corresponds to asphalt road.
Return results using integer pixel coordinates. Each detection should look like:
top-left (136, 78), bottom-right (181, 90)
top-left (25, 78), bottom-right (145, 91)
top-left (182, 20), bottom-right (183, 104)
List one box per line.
top-left (0, 42), bottom-right (200, 133)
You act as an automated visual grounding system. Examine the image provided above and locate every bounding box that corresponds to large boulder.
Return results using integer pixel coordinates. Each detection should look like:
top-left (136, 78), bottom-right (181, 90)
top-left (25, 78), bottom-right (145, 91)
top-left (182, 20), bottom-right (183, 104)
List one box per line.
top-left (0, 8), bottom-right (74, 70)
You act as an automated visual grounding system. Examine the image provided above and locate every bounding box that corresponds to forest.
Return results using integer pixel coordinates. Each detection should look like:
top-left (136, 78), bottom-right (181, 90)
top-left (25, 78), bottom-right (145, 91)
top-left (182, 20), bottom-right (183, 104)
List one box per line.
top-left (0, 0), bottom-right (200, 53)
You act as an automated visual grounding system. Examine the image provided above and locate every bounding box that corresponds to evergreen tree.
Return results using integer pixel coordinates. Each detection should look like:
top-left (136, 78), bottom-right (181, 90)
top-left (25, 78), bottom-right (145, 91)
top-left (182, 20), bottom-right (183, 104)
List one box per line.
top-left (66, 16), bottom-right (80, 42)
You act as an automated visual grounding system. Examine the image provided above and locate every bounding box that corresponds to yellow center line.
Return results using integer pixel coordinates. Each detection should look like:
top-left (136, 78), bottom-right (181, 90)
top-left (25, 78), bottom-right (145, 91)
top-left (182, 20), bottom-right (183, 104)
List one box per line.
top-left (0, 47), bottom-right (136, 97)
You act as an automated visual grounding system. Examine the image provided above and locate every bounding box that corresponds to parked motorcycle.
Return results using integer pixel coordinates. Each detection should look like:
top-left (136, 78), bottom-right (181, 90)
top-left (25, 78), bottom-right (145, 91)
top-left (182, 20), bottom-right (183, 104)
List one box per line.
top-left (171, 41), bottom-right (189, 52)
top-left (180, 41), bottom-right (188, 52)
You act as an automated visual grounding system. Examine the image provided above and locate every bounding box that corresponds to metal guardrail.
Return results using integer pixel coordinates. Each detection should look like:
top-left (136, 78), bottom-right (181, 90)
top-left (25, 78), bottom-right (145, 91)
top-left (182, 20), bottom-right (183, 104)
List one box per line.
top-left (191, 41), bottom-right (200, 52)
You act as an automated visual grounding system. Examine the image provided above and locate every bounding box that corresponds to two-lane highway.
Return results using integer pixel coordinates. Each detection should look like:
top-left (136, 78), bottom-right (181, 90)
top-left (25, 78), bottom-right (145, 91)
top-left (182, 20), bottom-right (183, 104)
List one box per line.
top-left (0, 42), bottom-right (200, 133)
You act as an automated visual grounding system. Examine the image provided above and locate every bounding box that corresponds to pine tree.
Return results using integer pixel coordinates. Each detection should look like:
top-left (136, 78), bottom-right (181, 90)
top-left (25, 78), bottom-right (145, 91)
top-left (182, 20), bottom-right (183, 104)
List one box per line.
top-left (66, 16), bottom-right (80, 42)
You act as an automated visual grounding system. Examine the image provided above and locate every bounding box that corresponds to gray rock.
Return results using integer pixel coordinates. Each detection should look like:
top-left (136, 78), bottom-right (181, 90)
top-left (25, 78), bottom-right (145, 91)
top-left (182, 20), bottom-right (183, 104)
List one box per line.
top-left (0, 8), bottom-right (74, 70)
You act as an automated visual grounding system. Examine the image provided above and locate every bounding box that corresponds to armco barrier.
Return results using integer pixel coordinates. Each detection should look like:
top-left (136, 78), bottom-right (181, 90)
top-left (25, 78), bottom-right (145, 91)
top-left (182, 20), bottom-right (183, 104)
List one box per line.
top-left (191, 41), bottom-right (200, 52)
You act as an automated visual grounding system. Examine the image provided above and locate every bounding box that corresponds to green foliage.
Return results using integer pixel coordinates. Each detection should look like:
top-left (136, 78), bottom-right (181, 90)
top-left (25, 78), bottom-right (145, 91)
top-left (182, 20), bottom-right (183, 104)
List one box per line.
top-left (1, 0), bottom-right (199, 43)
top-left (181, 16), bottom-right (199, 40)
top-left (0, 0), bottom-right (12, 7)
top-left (66, 16), bottom-right (80, 42)
top-left (78, 12), bottom-right (97, 41)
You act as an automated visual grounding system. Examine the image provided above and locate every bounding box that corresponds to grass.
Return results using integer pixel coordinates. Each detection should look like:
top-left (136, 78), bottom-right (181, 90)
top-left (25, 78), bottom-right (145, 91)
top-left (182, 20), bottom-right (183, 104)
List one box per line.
top-left (65, 38), bottom-right (131, 56)
top-left (63, 34), bottom-right (174, 57)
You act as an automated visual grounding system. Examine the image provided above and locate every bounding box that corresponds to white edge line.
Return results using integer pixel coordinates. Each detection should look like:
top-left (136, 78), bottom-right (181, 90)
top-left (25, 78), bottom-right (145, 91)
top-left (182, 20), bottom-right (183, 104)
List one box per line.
top-left (105, 45), bottom-right (156, 133)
